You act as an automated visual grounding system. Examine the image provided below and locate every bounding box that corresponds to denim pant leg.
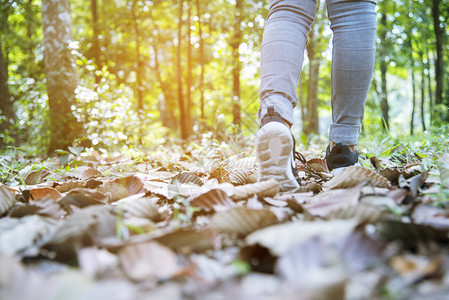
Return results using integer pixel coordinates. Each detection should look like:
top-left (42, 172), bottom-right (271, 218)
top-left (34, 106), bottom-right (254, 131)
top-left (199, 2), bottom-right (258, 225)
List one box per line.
top-left (258, 0), bottom-right (317, 126)
top-left (327, 0), bottom-right (377, 145)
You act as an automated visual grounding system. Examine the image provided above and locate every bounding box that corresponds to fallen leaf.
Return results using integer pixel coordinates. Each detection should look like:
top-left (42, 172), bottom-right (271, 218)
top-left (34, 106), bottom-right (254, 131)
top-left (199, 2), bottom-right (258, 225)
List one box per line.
top-left (324, 166), bottom-right (391, 189)
top-left (232, 179), bottom-right (279, 200)
top-left (24, 170), bottom-right (50, 185)
top-left (154, 228), bottom-right (214, 253)
top-left (190, 189), bottom-right (236, 212)
top-left (245, 219), bottom-right (358, 256)
top-left (29, 187), bottom-right (63, 202)
top-left (119, 241), bottom-right (180, 280)
top-left (171, 172), bottom-right (203, 186)
top-left (412, 204), bottom-right (449, 230)
top-left (114, 194), bottom-right (162, 221)
top-left (304, 185), bottom-right (362, 217)
top-left (325, 203), bottom-right (387, 224)
top-left (0, 184), bottom-right (16, 215)
top-left (58, 188), bottom-right (108, 208)
top-left (336, 230), bottom-right (386, 272)
top-left (78, 247), bottom-right (119, 277)
top-left (276, 236), bottom-right (346, 299)
top-left (44, 205), bottom-right (118, 260)
top-left (211, 207), bottom-right (278, 237)
top-left (55, 181), bottom-right (85, 193)
top-left (0, 215), bottom-right (57, 257)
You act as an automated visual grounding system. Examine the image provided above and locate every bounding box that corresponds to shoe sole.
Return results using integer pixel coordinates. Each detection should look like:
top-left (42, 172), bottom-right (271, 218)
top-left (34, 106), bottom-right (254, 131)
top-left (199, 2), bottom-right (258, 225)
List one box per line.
top-left (256, 122), bottom-right (300, 193)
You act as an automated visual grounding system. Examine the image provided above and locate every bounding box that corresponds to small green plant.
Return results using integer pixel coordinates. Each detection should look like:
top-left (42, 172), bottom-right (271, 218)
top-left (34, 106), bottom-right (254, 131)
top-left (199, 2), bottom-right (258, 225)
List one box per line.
top-left (0, 146), bottom-right (27, 185)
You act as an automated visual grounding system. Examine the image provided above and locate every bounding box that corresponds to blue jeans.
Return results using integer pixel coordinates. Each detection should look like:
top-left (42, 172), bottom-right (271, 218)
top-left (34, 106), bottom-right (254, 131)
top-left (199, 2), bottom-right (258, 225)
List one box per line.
top-left (258, 0), bottom-right (377, 145)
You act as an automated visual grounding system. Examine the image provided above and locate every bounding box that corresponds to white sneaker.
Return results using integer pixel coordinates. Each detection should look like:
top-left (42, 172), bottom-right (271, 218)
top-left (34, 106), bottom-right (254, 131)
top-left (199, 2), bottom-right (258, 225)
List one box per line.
top-left (256, 108), bottom-right (300, 193)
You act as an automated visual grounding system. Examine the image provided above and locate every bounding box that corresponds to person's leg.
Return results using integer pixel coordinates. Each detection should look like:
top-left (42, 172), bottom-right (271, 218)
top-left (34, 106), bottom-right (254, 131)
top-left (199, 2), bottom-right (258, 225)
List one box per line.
top-left (257, 0), bottom-right (318, 192)
top-left (326, 0), bottom-right (377, 146)
top-left (325, 0), bottom-right (377, 171)
top-left (258, 0), bottom-right (318, 126)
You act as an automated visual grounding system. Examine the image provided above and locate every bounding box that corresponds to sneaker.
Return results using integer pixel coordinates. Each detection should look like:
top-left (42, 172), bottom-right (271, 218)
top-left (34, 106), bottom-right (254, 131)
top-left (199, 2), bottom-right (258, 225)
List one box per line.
top-left (325, 143), bottom-right (359, 174)
top-left (256, 107), bottom-right (300, 192)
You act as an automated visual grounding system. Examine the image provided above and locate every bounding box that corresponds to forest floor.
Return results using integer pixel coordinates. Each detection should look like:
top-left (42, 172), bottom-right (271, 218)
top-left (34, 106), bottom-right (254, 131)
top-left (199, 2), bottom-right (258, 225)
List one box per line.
top-left (1, 136), bottom-right (449, 300)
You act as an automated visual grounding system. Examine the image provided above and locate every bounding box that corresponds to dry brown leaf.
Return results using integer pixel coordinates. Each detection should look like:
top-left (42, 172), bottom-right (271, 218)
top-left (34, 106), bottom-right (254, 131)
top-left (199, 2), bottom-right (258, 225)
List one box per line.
top-left (232, 179), bottom-right (279, 200)
top-left (119, 241), bottom-right (180, 280)
top-left (307, 158), bottom-right (330, 173)
top-left (0, 215), bottom-right (57, 257)
top-left (190, 189), bottom-right (236, 212)
top-left (97, 182), bottom-right (130, 203)
top-left (245, 219), bottom-right (358, 256)
top-left (115, 194), bottom-right (162, 221)
top-left (412, 204), bottom-right (449, 230)
top-left (154, 228), bottom-right (214, 253)
top-left (112, 175), bottom-right (145, 195)
top-left (171, 172), bottom-right (203, 186)
top-left (224, 169), bottom-right (253, 186)
top-left (55, 181), bottom-right (85, 193)
top-left (223, 155), bottom-right (257, 170)
top-left (45, 205), bottom-right (117, 260)
top-left (58, 188), bottom-right (108, 208)
top-left (29, 187), bottom-right (62, 202)
top-left (276, 237), bottom-right (346, 299)
top-left (0, 184), bottom-right (16, 215)
top-left (323, 166), bottom-right (391, 189)
top-left (304, 185), bottom-right (362, 217)
top-left (337, 230), bottom-right (386, 272)
top-left (325, 203), bottom-right (387, 224)
top-left (24, 170), bottom-right (50, 185)
top-left (78, 247), bottom-right (119, 277)
top-left (74, 166), bottom-right (102, 181)
top-left (390, 254), bottom-right (443, 282)
top-left (210, 207), bottom-right (278, 236)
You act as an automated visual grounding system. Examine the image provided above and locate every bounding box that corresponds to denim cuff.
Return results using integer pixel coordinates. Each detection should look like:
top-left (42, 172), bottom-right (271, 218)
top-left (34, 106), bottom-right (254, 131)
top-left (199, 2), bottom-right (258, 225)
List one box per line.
top-left (329, 122), bottom-right (361, 145)
top-left (258, 95), bottom-right (294, 126)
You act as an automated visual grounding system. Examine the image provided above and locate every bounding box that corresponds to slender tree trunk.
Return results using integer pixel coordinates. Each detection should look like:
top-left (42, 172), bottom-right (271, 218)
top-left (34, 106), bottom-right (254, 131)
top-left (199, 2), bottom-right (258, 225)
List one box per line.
top-left (231, 0), bottom-right (242, 129)
top-left (432, 0), bottom-right (443, 107)
top-left (186, 1), bottom-right (193, 137)
top-left (131, 0), bottom-right (143, 115)
top-left (91, 0), bottom-right (101, 83)
top-left (426, 48), bottom-right (434, 125)
top-left (0, 42), bottom-right (14, 147)
top-left (42, 0), bottom-right (80, 153)
top-left (196, 0), bottom-right (205, 119)
top-left (410, 63), bottom-right (416, 135)
top-left (380, 61), bottom-right (389, 129)
top-left (379, 12), bottom-right (389, 130)
top-left (177, 0), bottom-right (189, 140)
top-left (152, 43), bottom-right (177, 131)
top-left (420, 52), bottom-right (426, 131)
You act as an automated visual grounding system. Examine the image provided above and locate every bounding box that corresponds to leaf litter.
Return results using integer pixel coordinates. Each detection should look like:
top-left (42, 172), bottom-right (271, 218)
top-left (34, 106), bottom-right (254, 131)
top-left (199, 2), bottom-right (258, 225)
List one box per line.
top-left (0, 146), bottom-right (449, 299)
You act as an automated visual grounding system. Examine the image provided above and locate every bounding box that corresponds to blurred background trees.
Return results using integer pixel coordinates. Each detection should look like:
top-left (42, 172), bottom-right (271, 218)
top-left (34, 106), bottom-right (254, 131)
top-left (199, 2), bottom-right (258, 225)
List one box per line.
top-left (0, 0), bottom-right (448, 154)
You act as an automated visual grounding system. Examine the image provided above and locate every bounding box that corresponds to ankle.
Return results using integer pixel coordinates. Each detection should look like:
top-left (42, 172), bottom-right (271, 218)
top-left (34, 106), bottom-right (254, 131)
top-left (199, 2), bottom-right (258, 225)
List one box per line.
top-left (329, 141), bottom-right (356, 152)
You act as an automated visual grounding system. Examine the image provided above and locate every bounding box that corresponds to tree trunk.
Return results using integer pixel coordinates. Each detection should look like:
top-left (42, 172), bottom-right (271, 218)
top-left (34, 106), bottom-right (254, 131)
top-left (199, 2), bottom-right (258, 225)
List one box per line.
top-left (186, 1), bottom-right (193, 137)
top-left (231, 0), bottom-right (242, 129)
top-left (196, 0), bottom-right (205, 119)
top-left (379, 11), bottom-right (389, 130)
top-left (426, 48), bottom-right (434, 125)
top-left (177, 0), bottom-right (189, 140)
top-left (91, 0), bottom-right (101, 83)
top-left (380, 61), bottom-right (389, 130)
top-left (420, 52), bottom-right (426, 132)
top-left (0, 42), bottom-right (14, 147)
top-left (152, 42), bottom-right (177, 131)
top-left (131, 0), bottom-right (143, 116)
top-left (42, 0), bottom-right (80, 153)
top-left (432, 0), bottom-right (443, 107)
top-left (410, 62), bottom-right (416, 135)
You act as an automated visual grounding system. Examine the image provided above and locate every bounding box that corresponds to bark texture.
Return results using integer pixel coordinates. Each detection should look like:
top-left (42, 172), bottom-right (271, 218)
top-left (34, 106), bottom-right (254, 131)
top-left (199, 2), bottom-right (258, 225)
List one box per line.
top-left (42, 0), bottom-right (80, 153)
